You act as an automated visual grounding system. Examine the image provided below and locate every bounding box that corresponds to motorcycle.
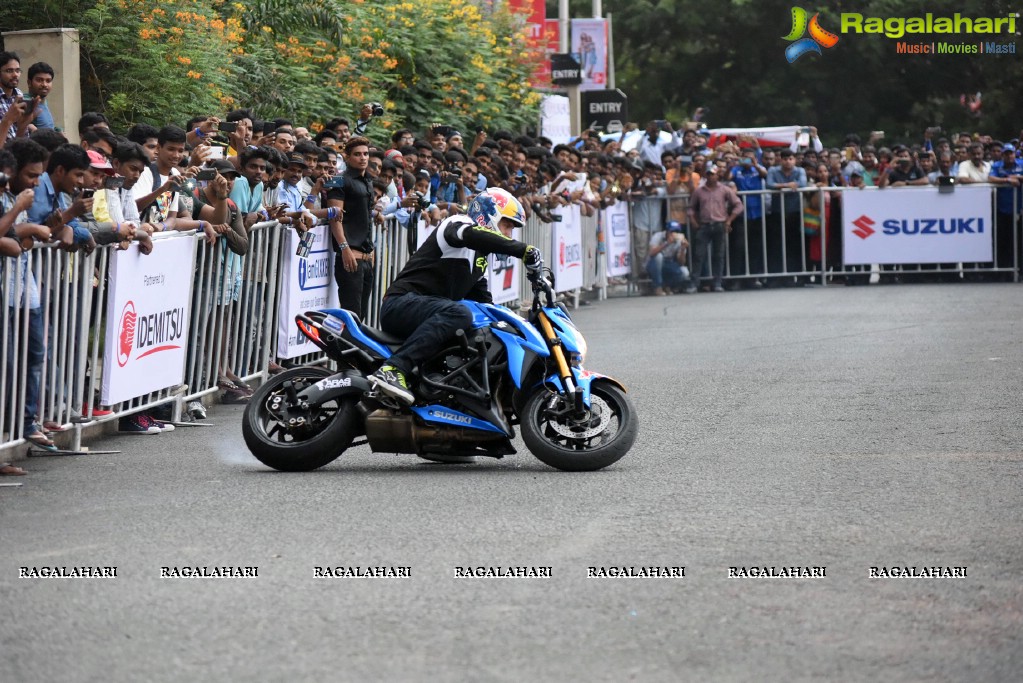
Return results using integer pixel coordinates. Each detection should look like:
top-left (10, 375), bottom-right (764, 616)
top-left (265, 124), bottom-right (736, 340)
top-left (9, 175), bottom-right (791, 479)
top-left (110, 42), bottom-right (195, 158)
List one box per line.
top-left (242, 266), bottom-right (637, 471)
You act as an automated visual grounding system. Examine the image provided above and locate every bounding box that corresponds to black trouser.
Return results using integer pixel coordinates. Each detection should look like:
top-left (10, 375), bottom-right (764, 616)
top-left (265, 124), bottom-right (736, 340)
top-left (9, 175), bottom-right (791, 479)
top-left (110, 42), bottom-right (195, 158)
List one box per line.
top-left (333, 255), bottom-right (374, 319)
top-left (996, 212), bottom-right (1017, 278)
top-left (379, 293), bottom-right (473, 374)
top-left (691, 221), bottom-right (727, 288)
top-left (766, 211), bottom-right (804, 280)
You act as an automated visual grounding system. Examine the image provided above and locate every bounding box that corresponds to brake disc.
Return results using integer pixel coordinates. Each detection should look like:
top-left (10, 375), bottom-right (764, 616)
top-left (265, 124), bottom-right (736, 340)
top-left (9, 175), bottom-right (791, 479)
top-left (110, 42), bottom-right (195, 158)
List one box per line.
top-left (548, 395), bottom-right (611, 440)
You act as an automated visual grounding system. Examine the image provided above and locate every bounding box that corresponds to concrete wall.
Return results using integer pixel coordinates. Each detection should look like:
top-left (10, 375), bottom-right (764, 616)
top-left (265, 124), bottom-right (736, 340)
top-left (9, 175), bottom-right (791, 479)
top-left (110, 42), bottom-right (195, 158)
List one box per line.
top-left (1, 28), bottom-right (82, 144)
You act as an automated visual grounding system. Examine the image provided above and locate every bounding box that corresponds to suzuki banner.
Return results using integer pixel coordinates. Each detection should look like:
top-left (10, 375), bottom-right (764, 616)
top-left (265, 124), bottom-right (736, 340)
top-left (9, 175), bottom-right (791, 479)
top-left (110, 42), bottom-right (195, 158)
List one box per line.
top-left (552, 205), bottom-right (584, 292)
top-left (101, 236), bottom-right (197, 405)
top-left (604, 202), bottom-right (631, 277)
top-left (842, 186), bottom-right (994, 265)
top-left (489, 228), bottom-right (521, 305)
top-left (277, 226), bottom-right (340, 359)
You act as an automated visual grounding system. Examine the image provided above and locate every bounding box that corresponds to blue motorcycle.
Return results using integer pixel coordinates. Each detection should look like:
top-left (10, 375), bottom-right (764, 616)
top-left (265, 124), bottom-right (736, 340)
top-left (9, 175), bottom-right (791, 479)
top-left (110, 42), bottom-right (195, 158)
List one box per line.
top-left (242, 268), bottom-right (637, 471)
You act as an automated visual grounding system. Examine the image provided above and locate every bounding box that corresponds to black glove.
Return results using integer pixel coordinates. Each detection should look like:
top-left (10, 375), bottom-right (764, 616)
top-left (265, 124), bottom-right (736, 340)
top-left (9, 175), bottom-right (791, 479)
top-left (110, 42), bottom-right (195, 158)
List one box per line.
top-left (523, 245), bottom-right (542, 272)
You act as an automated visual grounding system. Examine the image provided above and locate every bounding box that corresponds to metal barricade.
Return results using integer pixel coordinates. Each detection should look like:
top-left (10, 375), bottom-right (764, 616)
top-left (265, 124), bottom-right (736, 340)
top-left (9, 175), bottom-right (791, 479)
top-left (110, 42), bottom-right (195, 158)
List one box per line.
top-left (1, 206), bottom-right (613, 455)
top-left (624, 184), bottom-right (1020, 291)
top-left (2, 243), bottom-right (98, 453)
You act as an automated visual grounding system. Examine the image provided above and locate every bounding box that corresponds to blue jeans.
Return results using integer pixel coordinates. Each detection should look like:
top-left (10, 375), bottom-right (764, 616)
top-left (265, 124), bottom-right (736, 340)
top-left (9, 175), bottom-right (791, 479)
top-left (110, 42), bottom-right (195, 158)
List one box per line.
top-left (6, 307), bottom-right (45, 435)
top-left (646, 253), bottom-right (687, 290)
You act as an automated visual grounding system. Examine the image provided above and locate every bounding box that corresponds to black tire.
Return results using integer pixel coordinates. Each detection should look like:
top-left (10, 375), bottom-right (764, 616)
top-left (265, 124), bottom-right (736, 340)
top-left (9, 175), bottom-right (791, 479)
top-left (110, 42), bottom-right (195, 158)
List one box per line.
top-left (242, 366), bottom-right (360, 472)
top-left (520, 381), bottom-right (638, 471)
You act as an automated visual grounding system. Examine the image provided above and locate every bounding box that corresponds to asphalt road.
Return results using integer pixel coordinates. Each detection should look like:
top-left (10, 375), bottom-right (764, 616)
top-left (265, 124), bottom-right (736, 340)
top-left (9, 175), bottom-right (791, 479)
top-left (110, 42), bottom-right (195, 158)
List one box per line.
top-left (3, 283), bottom-right (1022, 682)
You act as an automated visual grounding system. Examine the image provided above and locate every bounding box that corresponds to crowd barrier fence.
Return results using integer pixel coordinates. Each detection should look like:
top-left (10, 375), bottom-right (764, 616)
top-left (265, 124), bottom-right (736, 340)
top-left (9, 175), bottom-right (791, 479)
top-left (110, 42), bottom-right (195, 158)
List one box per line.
top-left (3, 184), bottom-right (1017, 455)
top-left (626, 184), bottom-right (1019, 289)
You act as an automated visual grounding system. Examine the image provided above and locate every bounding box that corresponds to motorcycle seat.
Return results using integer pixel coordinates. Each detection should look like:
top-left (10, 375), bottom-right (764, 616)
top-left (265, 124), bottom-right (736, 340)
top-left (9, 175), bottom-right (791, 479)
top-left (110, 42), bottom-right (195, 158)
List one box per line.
top-left (360, 325), bottom-right (406, 347)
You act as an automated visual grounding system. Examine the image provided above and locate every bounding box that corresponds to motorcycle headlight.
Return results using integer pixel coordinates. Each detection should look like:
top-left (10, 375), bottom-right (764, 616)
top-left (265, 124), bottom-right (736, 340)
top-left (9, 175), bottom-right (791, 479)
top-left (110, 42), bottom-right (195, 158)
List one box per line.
top-left (570, 331), bottom-right (588, 367)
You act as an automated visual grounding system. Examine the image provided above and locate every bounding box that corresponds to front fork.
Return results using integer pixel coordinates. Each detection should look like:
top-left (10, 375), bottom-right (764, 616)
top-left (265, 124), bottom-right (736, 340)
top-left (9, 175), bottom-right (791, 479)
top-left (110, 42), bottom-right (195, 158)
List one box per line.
top-left (536, 311), bottom-right (585, 413)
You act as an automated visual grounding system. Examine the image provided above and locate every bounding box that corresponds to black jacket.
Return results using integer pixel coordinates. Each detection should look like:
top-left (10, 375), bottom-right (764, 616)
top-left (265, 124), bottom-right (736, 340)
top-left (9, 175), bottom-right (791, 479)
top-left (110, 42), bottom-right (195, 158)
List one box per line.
top-left (384, 215), bottom-right (528, 302)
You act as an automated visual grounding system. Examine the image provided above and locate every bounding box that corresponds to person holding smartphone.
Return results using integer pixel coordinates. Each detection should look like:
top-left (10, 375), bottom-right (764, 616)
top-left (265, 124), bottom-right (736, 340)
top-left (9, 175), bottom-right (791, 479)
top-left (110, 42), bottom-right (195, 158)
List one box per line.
top-left (0, 51), bottom-right (37, 143)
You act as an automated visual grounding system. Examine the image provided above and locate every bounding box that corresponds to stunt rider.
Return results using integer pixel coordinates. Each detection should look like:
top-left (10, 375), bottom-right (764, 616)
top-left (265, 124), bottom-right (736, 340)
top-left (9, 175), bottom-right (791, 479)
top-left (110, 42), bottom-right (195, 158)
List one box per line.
top-left (370, 188), bottom-right (542, 403)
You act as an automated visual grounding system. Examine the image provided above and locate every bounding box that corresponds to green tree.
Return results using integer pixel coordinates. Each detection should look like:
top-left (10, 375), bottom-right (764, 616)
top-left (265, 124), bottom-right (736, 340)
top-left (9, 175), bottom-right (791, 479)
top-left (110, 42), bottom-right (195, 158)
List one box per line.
top-left (585, 0), bottom-right (1023, 144)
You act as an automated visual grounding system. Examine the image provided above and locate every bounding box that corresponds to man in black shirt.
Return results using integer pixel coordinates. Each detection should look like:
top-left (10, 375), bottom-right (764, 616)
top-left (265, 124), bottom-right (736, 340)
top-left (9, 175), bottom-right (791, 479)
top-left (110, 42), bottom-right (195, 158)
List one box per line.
top-left (370, 188), bottom-right (541, 403)
top-left (879, 146), bottom-right (929, 188)
top-left (326, 136), bottom-right (375, 317)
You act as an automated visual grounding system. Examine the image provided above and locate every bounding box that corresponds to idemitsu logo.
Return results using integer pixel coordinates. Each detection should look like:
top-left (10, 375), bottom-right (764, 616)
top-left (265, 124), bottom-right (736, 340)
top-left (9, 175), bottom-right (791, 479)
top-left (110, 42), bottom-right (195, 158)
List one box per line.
top-left (559, 237), bottom-right (581, 269)
top-left (116, 300), bottom-right (185, 367)
top-left (117, 301), bottom-right (137, 367)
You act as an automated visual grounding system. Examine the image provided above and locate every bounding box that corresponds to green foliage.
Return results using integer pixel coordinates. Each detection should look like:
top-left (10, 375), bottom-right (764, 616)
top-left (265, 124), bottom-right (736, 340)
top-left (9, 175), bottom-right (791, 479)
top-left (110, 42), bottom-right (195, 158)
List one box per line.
top-left (76, 0), bottom-right (241, 129)
top-left (3, 0), bottom-right (541, 138)
top-left (595, 0), bottom-right (1023, 145)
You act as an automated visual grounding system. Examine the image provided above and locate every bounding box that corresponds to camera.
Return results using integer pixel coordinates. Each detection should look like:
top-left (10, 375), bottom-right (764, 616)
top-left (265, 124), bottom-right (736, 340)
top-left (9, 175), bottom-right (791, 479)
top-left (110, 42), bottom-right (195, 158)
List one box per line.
top-left (104, 176), bottom-right (125, 190)
top-left (369, 102), bottom-right (384, 117)
top-left (323, 175), bottom-right (345, 190)
top-left (416, 192), bottom-right (430, 210)
top-left (442, 165), bottom-right (460, 184)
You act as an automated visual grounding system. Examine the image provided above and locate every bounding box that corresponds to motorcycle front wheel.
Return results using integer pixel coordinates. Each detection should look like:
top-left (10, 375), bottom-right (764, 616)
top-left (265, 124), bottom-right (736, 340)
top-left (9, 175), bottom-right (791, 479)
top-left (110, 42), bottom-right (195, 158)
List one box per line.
top-left (242, 366), bottom-right (360, 472)
top-left (520, 381), bottom-right (638, 471)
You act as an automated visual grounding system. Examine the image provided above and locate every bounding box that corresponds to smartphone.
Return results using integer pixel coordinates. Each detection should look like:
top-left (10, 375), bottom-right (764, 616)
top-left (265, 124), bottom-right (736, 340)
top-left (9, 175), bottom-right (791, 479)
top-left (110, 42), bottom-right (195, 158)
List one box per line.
top-left (196, 169), bottom-right (217, 181)
top-left (80, 188), bottom-right (95, 199)
top-left (655, 119), bottom-right (667, 128)
top-left (218, 121), bottom-right (238, 133)
top-left (104, 176), bottom-right (125, 190)
top-left (844, 147), bottom-right (856, 161)
top-left (323, 175), bottom-right (345, 190)
top-left (263, 122), bottom-right (276, 136)
top-left (207, 146), bottom-right (225, 160)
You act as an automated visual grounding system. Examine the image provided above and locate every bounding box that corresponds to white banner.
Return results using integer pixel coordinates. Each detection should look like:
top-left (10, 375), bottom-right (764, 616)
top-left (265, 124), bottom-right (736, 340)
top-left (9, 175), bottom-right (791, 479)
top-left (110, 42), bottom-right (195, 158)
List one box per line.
top-left (540, 95), bottom-right (572, 147)
top-left (416, 217), bottom-right (436, 251)
top-left (553, 205), bottom-right (584, 292)
top-left (277, 226), bottom-right (340, 359)
top-left (842, 186), bottom-right (994, 265)
top-left (704, 126), bottom-right (802, 148)
top-left (101, 236), bottom-right (196, 405)
top-left (489, 228), bottom-right (521, 305)
top-left (604, 202), bottom-right (631, 276)
top-left (570, 18), bottom-right (608, 92)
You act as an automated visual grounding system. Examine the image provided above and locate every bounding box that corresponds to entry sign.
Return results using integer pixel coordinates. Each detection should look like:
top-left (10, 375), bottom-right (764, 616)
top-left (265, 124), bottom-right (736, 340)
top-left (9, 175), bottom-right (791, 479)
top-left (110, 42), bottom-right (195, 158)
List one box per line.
top-left (582, 89), bottom-right (627, 133)
top-left (550, 53), bottom-right (582, 86)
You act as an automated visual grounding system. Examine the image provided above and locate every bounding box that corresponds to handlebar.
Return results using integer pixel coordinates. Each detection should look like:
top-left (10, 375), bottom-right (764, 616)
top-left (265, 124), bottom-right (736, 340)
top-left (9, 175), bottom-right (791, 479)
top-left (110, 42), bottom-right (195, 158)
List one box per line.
top-left (527, 262), bottom-right (556, 309)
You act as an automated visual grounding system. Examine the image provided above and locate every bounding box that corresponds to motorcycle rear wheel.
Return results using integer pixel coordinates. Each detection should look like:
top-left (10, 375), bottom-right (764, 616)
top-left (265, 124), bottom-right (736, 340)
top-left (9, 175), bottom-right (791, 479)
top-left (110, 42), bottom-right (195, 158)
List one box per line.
top-left (242, 366), bottom-right (360, 472)
top-left (521, 381), bottom-right (637, 471)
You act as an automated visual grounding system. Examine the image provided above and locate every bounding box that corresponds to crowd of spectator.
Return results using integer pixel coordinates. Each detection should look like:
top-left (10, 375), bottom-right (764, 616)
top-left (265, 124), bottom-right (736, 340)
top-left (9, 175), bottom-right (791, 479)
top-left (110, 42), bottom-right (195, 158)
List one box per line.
top-left (2, 45), bottom-right (1022, 471)
top-left (610, 121), bottom-right (1023, 294)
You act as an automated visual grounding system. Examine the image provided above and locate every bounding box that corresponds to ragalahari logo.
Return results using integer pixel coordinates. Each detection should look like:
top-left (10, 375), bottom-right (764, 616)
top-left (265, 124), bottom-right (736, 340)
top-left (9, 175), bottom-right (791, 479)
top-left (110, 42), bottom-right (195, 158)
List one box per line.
top-left (784, 7), bottom-right (840, 62)
top-left (117, 301), bottom-right (137, 367)
top-left (852, 215), bottom-right (876, 240)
